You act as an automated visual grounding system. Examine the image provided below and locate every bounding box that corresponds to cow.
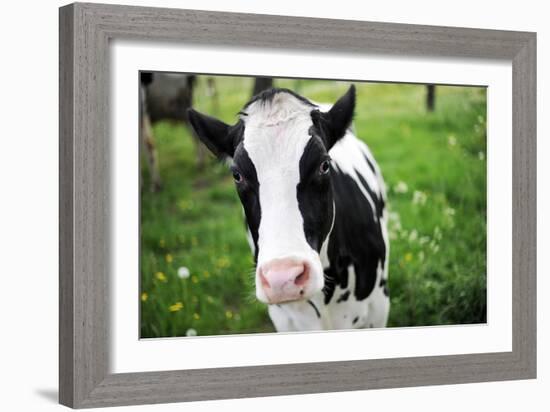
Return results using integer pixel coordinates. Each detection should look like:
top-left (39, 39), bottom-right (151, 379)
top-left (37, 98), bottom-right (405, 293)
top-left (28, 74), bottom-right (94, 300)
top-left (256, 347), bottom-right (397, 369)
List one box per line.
top-left (187, 85), bottom-right (390, 331)
top-left (140, 72), bottom-right (202, 192)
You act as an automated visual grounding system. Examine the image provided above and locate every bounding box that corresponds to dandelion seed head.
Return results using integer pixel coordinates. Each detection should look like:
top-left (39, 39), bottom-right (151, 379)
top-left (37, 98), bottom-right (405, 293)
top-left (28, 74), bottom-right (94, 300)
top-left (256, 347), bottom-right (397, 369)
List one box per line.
top-left (444, 207), bottom-right (456, 217)
top-left (177, 266), bottom-right (190, 279)
top-left (394, 181), bottom-right (409, 194)
top-left (419, 236), bottom-right (430, 245)
top-left (412, 190), bottom-right (427, 206)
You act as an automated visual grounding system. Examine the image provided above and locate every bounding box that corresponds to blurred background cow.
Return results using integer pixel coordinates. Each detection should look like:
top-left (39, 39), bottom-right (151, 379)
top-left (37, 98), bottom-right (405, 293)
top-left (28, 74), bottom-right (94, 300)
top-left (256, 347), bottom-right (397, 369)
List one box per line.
top-left (140, 72), bottom-right (199, 191)
top-left (140, 73), bottom-right (275, 192)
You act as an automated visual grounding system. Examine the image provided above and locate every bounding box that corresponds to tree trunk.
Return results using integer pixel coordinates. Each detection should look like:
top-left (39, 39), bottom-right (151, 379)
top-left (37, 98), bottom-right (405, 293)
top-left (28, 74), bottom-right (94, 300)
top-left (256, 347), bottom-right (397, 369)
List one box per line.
top-left (426, 84), bottom-right (436, 112)
top-left (252, 77), bottom-right (274, 96)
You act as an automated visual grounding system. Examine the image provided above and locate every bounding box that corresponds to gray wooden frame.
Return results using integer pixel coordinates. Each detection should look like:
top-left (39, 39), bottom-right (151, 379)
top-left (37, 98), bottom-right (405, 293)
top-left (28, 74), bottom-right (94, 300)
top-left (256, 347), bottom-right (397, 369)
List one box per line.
top-left (59, 2), bottom-right (536, 408)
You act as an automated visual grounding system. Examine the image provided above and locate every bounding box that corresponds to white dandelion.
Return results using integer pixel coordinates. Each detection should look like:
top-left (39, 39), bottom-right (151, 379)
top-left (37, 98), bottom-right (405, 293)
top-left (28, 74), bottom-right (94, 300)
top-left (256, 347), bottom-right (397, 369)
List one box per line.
top-left (177, 266), bottom-right (191, 279)
top-left (412, 190), bottom-right (427, 206)
top-left (394, 181), bottom-right (408, 194)
top-left (444, 207), bottom-right (456, 218)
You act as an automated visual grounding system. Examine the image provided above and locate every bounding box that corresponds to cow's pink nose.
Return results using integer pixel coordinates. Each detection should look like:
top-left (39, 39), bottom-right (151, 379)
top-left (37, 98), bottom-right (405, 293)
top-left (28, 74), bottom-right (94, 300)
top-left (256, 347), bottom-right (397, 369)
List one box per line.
top-left (259, 258), bottom-right (310, 303)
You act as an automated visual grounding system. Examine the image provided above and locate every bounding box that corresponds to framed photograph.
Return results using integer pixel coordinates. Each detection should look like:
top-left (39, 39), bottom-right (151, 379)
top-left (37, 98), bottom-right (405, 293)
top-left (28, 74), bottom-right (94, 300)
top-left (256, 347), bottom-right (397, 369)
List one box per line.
top-left (59, 2), bottom-right (536, 408)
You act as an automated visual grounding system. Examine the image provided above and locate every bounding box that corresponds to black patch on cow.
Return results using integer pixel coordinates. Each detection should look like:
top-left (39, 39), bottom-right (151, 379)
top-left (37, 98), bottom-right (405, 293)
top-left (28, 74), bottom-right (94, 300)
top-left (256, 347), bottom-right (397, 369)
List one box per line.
top-left (232, 144), bottom-right (261, 261)
top-left (336, 291), bottom-right (350, 303)
top-left (352, 316), bottom-right (359, 325)
top-left (379, 277), bottom-right (390, 297)
top-left (325, 166), bottom-right (386, 302)
top-left (307, 300), bottom-right (321, 318)
top-left (322, 267), bottom-right (336, 305)
top-left (363, 154), bottom-right (377, 175)
top-left (297, 136), bottom-right (333, 252)
top-left (242, 88), bottom-right (317, 112)
top-left (322, 255), bottom-right (352, 304)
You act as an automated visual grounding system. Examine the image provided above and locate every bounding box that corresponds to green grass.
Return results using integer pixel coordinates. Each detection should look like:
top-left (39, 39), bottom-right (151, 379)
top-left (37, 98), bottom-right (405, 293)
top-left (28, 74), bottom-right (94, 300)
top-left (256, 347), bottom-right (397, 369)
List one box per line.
top-left (140, 76), bottom-right (487, 338)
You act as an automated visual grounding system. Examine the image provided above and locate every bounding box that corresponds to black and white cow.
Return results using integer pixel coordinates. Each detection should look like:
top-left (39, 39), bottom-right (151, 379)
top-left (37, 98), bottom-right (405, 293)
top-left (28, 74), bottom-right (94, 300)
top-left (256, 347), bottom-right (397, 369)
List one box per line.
top-left (188, 86), bottom-right (390, 331)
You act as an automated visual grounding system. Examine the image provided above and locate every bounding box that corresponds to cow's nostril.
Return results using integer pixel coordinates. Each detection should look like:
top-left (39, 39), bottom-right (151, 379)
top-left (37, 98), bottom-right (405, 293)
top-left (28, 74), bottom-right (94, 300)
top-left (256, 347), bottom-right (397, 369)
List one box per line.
top-left (260, 273), bottom-right (270, 289)
top-left (294, 268), bottom-right (309, 287)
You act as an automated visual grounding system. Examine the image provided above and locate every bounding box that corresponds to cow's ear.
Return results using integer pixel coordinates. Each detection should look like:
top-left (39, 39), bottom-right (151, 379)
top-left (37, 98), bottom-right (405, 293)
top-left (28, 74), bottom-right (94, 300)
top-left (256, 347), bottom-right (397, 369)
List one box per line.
top-left (312, 85), bottom-right (356, 150)
top-left (187, 109), bottom-right (237, 159)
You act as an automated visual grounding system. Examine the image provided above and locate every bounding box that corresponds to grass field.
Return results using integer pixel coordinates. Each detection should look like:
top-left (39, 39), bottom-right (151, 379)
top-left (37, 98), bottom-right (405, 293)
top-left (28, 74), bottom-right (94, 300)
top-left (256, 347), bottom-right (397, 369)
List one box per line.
top-left (140, 76), bottom-right (487, 338)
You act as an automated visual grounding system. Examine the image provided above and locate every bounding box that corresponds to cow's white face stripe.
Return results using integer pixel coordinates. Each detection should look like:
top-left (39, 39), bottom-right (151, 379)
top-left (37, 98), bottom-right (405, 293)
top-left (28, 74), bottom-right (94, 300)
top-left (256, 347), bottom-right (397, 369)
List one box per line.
top-left (242, 93), bottom-right (324, 301)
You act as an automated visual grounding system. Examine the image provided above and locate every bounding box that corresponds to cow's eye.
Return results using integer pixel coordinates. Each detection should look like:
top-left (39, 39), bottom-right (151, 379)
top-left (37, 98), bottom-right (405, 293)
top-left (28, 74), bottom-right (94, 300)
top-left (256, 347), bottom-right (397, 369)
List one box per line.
top-left (319, 160), bottom-right (331, 175)
top-left (232, 170), bottom-right (242, 183)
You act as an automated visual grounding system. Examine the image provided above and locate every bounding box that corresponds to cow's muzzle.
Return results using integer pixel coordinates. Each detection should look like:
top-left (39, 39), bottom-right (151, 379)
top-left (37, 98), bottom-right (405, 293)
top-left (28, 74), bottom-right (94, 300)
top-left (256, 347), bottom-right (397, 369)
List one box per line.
top-left (258, 258), bottom-right (312, 304)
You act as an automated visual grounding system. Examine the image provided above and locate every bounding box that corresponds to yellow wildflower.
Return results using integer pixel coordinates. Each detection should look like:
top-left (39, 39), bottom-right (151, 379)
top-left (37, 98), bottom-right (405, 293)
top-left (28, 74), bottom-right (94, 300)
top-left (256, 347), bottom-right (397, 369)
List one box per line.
top-left (141, 292), bottom-right (148, 302)
top-left (165, 253), bottom-right (173, 263)
top-left (178, 200), bottom-right (190, 211)
top-left (193, 313), bottom-right (200, 320)
top-left (404, 252), bottom-right (413, 263)
top-left (155, 271), bottom-right (167, 282)
top-left (225, 310), bottom-right (233, 319)
top-left (169, 302), bottom-right (183, 312)
top-left (216, 256), bottom-right (230, 269)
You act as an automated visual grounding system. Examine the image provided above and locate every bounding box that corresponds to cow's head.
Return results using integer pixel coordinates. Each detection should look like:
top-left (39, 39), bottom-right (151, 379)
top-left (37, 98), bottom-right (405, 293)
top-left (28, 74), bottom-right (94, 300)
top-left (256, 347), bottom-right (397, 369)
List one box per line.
top-left (187, 86), bottom-right (355, 304)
